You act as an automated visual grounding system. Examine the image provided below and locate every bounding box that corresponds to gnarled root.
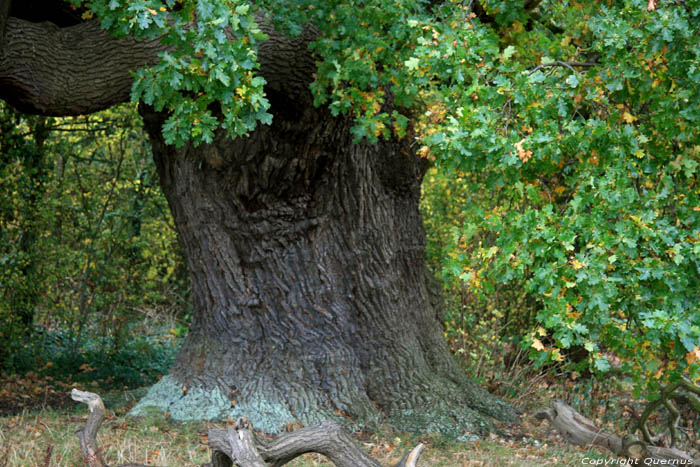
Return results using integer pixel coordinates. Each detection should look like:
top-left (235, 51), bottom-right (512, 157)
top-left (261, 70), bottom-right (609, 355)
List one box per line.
top-left (637, 377), bottom-right (700, 449)
top-left (535, 400), bottom-right (695, 465)
top-left (71, 389), bottom-right (425, 467)
top-left (205, 417), bottom-right (425, 467)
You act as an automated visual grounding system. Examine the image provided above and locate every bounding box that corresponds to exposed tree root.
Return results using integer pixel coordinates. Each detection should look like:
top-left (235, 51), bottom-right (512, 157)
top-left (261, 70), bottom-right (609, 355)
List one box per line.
top-left (71, 389), bottom-right (425, 467)
top-left (636, 377), bottom-right (700, 449)
top-left (71, 389), bottom-right (151, 467)
top-left (535, 400), bottom-right (696, 465)
top-left (205, 417), bottom-right (425, 467)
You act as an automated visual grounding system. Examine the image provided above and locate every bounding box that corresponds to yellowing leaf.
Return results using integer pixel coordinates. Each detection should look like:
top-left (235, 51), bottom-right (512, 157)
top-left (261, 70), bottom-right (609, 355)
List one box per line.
top-left (685, 347), bottom-right (700, 365)
top-left (622, 112), bottom-right (637, 123)
top-left (571, 259), bottom-right (585, 270)
top-left (514, 139), bottom-right (533, 163)
top-left (532, 338), bottom-right (545, 351)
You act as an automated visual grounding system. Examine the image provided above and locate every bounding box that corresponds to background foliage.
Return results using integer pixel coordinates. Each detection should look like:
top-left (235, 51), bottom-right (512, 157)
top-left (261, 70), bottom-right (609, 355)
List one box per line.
top-left (0, 103), bottom-right (187, 386)
top-left (416, 0), bottom-right (700, 401)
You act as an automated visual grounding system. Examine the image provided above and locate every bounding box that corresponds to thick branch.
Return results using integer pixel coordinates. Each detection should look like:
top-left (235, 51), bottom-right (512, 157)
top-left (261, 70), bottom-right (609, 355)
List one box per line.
top-left (71, 388), bottom-right (153, 467)
top-left (638, 378), bottom-right (700, 448)
top-left (0, 11), bottom-right (317, 117)
top-left (0, 18), bottom-right (161, 115)
top-left (71, 388), bottom-right (109, 467)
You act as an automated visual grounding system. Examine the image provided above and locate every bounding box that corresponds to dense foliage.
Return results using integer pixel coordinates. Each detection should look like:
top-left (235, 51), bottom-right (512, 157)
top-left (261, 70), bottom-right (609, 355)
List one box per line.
top-left (415, 0), bottom-right (699, 399)
top-left (0, 104), bottom-right (186, 383)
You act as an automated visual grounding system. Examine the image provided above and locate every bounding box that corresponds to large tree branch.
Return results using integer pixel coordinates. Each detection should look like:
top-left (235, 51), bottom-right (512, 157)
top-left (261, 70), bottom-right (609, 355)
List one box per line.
top-left (535, 400), bottom-right (695, 465)
top-left (0, 7), bottom-right (318, 118)
top-left (0, 18), bottom-right (161, 116)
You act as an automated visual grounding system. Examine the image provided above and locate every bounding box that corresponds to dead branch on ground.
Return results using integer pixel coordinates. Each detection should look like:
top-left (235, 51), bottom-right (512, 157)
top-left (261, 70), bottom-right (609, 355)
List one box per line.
top-left (535, 399), bottom-right (696, 465)
top-left (71, 389), bottom-right (425, 467)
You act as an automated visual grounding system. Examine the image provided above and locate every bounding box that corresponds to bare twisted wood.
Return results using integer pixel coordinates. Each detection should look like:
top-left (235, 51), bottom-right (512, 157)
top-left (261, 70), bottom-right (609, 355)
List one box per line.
top-left (206, 417), bottom-right (425, 467)
top-left (535, 400), bottom-right (695, 465)
top-left (72, 390), bottom-right (425, 467)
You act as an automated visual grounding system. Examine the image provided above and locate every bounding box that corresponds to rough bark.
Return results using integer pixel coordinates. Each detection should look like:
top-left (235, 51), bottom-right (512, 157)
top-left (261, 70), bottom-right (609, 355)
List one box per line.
top-left (0, 11), bottom-right (313, 116)
top-left (130, 93), bottom-right (515, 433)
top-left (535, 400), bottom-right (695, 465)
top-left (0, 17), bottom-right (161, 115)
top-left (2, 4), bottom-right (516, 436)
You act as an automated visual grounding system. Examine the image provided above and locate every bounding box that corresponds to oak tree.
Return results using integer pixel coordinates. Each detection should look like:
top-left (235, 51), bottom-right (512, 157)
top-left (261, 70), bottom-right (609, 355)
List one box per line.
top-left (0, 0), bottom-right (516, 434)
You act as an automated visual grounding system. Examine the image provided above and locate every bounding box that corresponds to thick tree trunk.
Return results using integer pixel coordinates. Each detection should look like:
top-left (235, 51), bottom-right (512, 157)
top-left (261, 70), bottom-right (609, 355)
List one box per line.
top-left (129, 88), bottom-right (514, 434)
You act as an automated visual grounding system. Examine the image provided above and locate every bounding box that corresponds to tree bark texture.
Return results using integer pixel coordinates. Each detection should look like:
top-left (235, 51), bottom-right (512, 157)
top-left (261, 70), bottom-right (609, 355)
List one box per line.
top-left (0, 5), bottom-right (516, 435)
top-left (132, 93), bottom-right (514, 432)
top-left (0, 17), bottom-right (161, 116)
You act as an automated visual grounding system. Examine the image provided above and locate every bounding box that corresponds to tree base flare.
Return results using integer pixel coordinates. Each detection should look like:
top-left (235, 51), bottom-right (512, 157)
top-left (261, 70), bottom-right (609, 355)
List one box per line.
top-left (128, 375), bottom-right (332, 433)
top-left (129, 373), bottom-right (517, 438)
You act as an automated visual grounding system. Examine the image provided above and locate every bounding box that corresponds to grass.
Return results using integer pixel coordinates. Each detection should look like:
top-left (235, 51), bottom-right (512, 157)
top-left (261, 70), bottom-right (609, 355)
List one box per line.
top-left (0, 385), bottom-right (605, 467)
top-left (0, 322), bottom-right (695, 466)
top-left (0, 409), bottom-right (598, 466)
